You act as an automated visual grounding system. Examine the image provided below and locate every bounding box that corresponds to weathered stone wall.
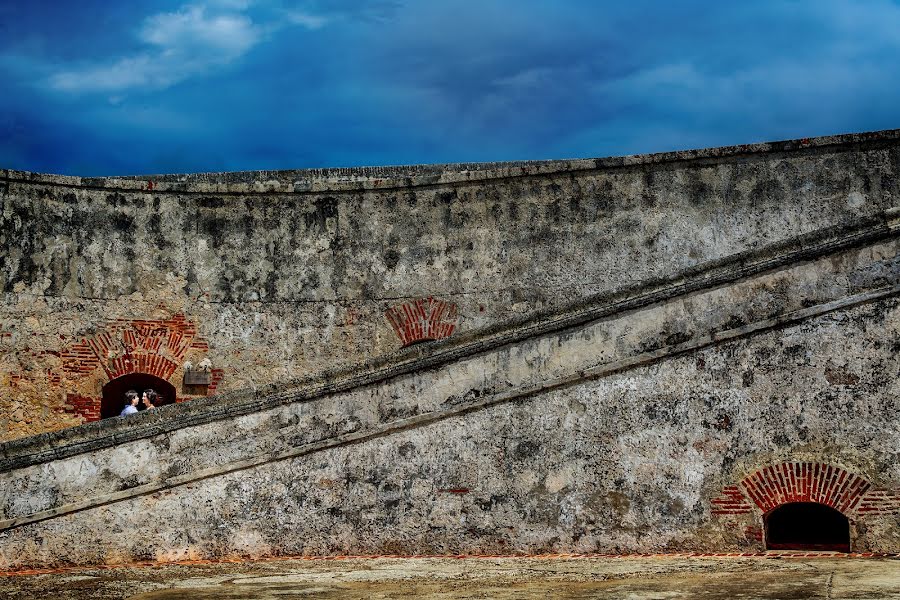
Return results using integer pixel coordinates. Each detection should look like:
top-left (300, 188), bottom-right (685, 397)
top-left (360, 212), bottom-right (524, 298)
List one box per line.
top-left (0, 130), bottom-right (898, 567)
top-left (0, 204), bottom-right (898, 566)
top-left (2, 130), bottom-right (899, 440)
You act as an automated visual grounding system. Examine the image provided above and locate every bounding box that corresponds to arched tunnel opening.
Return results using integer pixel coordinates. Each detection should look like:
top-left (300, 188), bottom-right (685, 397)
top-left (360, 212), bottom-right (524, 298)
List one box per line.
top-left (101, 373), bottom-right (177, 419)
top-left (765, 502), bottom-right (850, 552)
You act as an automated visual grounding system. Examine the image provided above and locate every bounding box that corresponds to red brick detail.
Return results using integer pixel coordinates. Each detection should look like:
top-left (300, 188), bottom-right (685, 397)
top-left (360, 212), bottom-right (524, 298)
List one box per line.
top-left (384, 297), bottom-right (458, 346)
top-left (206, 368), bottom-right (225, 394)
top-left (713, 464), bottom-right (900, 521)
top-left (65, 394), bottom-right (100, 422)
top-left (743, 526), bottom-right (764, 542)
top-left (710, 486), bottom-right (753, 515)
top-left (114, 354), bottom-right (178, 380)
top-left (739, 463), bottom-right (871, 514)
top-left (58, 314), bottom-right (209, 383)
top-left (856, 489), bottom-right (900, 515)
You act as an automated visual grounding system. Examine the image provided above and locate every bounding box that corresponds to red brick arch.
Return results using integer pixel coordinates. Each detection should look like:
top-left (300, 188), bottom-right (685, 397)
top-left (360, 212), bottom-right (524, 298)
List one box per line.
top-left (58, 314), bottom-right (221, 422)
top-left (711, 462), bottom-right (900, 518)
top-left (385, 297), bottom-right (458, 346)
top-left (61, 315), bottom-right (201, 381)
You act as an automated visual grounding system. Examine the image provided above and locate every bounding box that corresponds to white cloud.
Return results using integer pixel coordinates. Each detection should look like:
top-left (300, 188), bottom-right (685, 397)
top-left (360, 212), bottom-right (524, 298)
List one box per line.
top-left (286, 11), bottom-right (330, 30)
top-left (45, 3), bottom-right (281, 93)
top-left (50, 55), bottom-right (166, 92)
top-left (139, 6), bottom-right (260, 55)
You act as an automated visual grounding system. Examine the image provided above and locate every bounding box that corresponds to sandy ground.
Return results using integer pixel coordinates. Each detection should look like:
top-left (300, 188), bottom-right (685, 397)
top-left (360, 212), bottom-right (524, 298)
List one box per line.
top-left (0, 555), bottom-right (898, 599)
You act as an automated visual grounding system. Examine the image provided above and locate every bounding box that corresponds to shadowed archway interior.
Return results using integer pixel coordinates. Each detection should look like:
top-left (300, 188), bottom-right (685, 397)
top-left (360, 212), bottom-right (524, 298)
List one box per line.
top-left (101, 373), bottom-right (177, 419)
top-left (765, 502), bottom-right (850, 552)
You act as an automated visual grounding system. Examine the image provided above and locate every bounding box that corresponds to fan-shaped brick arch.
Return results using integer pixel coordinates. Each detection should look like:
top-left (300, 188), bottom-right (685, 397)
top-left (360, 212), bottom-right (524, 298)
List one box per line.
top-left (741, 463), bottom-right (871, 514)
top-left (61, 315), bottom-right (201, 381)
top-left (712, 462), bottom-right (900, 520)
top-left (56, 314), bottom-right (222, 422)
top-left (385, 297), bottom-right (458, 346)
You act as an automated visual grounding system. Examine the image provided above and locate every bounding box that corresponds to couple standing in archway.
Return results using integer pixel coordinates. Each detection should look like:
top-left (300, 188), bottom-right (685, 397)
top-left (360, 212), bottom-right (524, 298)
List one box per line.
top-left (100, 373), bottom-right (177, 419)
top-left (119, 388), bottom-right (160, 416)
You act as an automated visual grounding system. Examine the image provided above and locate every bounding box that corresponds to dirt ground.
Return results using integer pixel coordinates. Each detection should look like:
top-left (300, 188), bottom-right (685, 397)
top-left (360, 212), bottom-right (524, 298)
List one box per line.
top-left (0, 555), bottom-right (898, 600)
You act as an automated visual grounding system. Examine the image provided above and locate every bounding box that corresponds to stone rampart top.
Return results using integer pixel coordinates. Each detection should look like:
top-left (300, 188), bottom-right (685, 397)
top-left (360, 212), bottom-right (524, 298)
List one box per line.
top-left (3, 128), bottom-right (900, 194)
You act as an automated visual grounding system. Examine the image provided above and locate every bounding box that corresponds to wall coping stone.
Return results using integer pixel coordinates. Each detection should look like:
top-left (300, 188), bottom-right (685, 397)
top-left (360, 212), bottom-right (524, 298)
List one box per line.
top-left (2, 128), bottom-right (899, 195)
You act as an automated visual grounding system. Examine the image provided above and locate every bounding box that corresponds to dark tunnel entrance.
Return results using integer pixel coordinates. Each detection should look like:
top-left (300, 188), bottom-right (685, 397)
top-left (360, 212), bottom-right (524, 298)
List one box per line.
top-left (101, 373), bottom-right (176, 419)
top-left (765, 502), bottom-right (850, 552)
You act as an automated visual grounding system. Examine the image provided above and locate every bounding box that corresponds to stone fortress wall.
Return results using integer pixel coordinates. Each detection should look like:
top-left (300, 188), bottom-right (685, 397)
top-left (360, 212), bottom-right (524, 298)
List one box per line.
top-left (2, 130), bottom-right (897, 440)
top-left (0, 130), bottom-right (898, 567)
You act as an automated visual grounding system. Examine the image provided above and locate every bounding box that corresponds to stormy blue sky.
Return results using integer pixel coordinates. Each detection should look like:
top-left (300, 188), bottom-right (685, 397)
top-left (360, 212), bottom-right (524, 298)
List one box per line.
top-left (1, 1), bottom-right (899, 175)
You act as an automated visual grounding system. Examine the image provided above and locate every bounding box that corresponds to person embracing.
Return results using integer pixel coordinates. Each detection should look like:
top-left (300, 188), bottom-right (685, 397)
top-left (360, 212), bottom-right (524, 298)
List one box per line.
top-left (142, 389), bottom-right (158, 410)
top-left (120, 390), bottom-right (139, 416)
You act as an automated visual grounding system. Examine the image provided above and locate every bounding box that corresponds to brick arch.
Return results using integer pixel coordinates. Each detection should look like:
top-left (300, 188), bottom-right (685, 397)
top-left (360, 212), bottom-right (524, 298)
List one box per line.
top-left (58, 314), bottom-right (221, 422)
top-left (711, 462), bottom-right (900, 551)
top-left (711, 461), bottom-right (900, 520)
top-left (61, 315), bottom-right (202, 382)
top-left (385, 297), bottom-right (458, 346)
top-left (740, 463), bottom-right (871, 515)
top-left (106, 352), bottom-right (180, 381)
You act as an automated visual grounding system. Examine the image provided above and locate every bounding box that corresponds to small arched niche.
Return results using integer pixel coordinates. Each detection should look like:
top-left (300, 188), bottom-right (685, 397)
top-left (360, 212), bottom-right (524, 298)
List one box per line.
top-left (764, 502), bottom-right (850, 552)
top-left (101, 373), bottom-right (176, 419)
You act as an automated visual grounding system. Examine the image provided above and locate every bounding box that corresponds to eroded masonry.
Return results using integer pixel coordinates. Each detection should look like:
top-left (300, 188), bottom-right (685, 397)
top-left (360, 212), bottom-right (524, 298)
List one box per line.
top-left (0, 130), bottom-right (898, 568)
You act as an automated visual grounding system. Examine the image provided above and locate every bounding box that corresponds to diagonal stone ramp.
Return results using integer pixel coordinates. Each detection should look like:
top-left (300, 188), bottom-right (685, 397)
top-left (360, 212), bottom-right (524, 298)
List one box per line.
top-left (0, 208), bottom-right (897, 532)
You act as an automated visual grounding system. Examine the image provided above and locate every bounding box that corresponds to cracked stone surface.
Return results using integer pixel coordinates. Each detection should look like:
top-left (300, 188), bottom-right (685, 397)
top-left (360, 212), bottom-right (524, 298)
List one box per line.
top-left (1, 556), bottom-right (899, 600)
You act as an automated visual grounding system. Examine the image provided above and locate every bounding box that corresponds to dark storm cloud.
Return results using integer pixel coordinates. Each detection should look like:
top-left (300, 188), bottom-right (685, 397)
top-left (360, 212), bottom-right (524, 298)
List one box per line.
top-left (0, 0), bottom-right (899, 174)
